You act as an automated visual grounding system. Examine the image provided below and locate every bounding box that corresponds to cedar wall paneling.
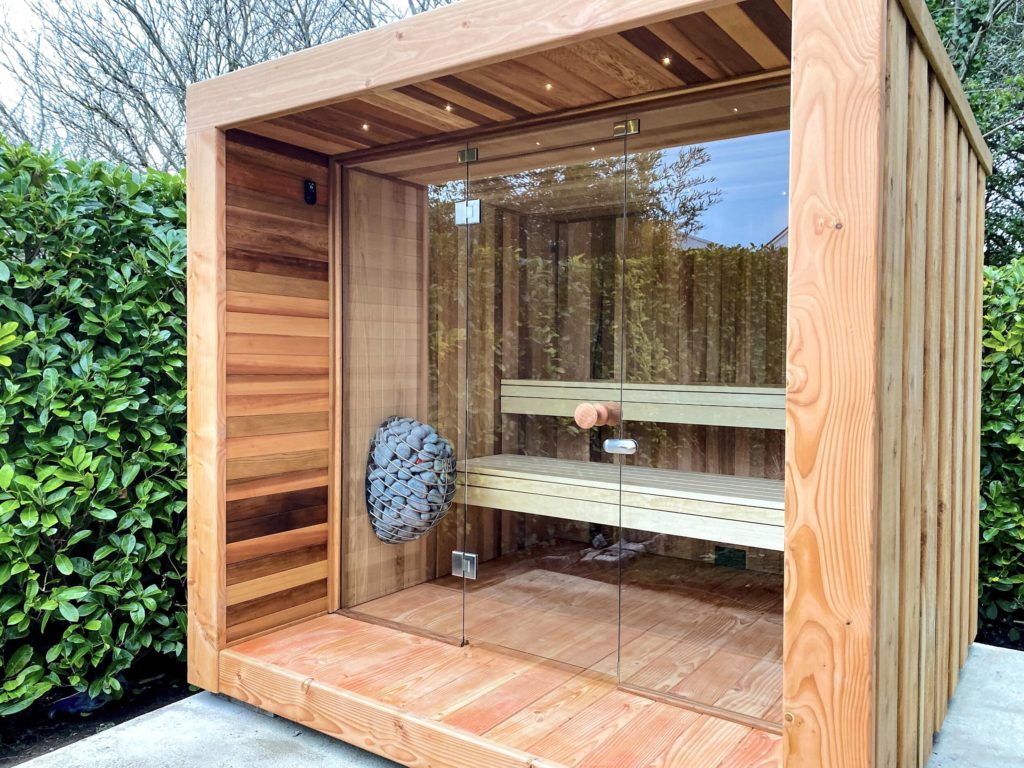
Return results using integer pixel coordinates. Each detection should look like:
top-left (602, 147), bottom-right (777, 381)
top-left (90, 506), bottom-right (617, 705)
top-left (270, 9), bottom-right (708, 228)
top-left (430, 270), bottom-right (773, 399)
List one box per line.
top-left (340, 169), bottom-right (432, 607)
top-left (222, 133), bottom-right (331, 643)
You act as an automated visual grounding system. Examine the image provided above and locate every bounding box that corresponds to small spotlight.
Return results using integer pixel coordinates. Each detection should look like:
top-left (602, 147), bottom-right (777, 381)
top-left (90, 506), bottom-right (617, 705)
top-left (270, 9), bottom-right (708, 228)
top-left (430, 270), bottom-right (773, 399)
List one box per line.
top-left (661, 56), bottom-right (672, 66)
top-left (535, 141), bottom-right (542, 146)
top-left (362, 123), bottom-right (370, 131)
top-left (445, 104), bottom-right (453, 112)
top-left (590, 146), bottom-right (596, 151)
top-left (732, 108), bottom-right (739, 113)
top-left (544, 83), bottom-right (553, 91)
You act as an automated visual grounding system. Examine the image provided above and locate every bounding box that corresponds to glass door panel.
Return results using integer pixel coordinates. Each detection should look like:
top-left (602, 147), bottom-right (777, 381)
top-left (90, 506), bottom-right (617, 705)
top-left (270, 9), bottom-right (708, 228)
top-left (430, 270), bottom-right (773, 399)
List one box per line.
top-left (339, 148), bottom-right (467, 644)
top-left (616, 123), bottom-right (789, 724)
top-left (461, 127), bottom-right (627, 673)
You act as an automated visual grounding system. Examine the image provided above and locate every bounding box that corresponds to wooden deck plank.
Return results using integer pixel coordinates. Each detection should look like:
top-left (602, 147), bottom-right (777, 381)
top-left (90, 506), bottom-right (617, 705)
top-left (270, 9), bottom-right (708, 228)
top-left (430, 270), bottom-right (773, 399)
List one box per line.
top-left (222, 612), bottom-right (780, 767)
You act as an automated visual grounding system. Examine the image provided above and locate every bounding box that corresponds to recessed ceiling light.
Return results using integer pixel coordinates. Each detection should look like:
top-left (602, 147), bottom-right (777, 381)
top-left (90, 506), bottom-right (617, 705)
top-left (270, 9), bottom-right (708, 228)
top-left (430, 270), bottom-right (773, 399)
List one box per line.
top-left (732, 107), bottom-right (739, 113)
top-left (445, 104), bottom-right (453, 112)
top-left (362, 123), bottom-right (370, 131)
top-left (591, 146), bottom-right (596, 151)
top-left (535, 141), bottom-right (542, 146)
top-left (544, 83), bottom-right (553, 91)
top-left (661, 56), bottom-right (672, 66)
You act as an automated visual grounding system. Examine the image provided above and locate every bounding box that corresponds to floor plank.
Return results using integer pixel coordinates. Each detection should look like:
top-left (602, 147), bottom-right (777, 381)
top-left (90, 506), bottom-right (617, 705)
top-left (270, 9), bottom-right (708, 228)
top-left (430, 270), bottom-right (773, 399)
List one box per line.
top-left (227, 613), bottom-right (781, 768)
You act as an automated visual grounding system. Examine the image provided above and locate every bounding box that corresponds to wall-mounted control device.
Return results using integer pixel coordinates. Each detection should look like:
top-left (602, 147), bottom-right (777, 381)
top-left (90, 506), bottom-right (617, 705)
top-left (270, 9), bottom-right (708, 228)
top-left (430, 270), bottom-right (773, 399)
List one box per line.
top-left (303, 179), bottom-right (317, 205)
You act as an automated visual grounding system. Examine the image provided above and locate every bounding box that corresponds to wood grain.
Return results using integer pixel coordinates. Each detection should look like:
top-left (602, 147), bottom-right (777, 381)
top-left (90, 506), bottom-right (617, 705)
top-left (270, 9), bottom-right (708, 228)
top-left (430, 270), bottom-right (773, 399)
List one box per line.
top-left (784, 0), bottom-right (885, 761)
top-left (218, 133), bottom-right (331, 644)
top-left (186, 0), bottom-right (743, 130)
top-left (186, 126), bottom-right (227, 692)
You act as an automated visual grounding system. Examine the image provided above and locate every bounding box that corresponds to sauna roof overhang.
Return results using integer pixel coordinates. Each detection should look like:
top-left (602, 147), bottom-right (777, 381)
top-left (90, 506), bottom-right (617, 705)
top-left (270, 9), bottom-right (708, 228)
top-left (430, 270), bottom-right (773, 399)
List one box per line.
top-left (184, 0), bottom-right (991, 172)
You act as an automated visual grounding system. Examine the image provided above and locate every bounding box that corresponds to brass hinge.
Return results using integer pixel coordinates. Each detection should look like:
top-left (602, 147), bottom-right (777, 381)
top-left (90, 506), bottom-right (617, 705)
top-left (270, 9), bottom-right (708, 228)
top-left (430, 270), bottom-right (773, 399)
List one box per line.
top-left (612, 119), bottom-right (640, 138)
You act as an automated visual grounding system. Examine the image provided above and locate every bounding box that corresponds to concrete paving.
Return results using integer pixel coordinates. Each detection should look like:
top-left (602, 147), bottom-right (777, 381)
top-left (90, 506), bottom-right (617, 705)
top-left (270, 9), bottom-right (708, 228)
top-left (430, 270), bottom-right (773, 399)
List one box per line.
top-left (928, 643), bottom-right (1024, 767)
top-left (16, 643), bottom-right (1024, 767)
top-left (18, 693), bottom-right (398, 768)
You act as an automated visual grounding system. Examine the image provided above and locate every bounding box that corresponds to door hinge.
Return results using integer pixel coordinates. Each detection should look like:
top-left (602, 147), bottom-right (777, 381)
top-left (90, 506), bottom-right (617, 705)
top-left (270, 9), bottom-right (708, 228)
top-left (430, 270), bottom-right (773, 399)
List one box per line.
top-left (612, 119), bottom-right (640, 138)
top-left (454, 198), bottom-right (481, 225)
top-left (457, 147), bottom-right (479, 164)
top-left (452, 551), bottom-right (478, 579)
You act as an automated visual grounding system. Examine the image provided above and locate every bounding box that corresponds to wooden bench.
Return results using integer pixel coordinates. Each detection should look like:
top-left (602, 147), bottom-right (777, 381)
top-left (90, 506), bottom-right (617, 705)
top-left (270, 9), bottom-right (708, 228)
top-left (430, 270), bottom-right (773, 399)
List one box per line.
top-left (461, 454), bottom-right (784, 551)
top-left (500, 379), bottom-right (786, 430)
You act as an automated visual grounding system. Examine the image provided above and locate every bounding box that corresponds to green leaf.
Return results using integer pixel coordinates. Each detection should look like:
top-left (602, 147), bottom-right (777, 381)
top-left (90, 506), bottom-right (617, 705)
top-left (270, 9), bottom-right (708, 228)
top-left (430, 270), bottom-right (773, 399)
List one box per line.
top-left (58, 602), bottom-right (79, 623)
top-left (55, 554), bottom-right (74, 576)
top-left (0, 464), bottom-right (13, 490)
top-left (82, 410), bottom-right (97, 433)
top-left (103, 398), bottom-right (131, 414)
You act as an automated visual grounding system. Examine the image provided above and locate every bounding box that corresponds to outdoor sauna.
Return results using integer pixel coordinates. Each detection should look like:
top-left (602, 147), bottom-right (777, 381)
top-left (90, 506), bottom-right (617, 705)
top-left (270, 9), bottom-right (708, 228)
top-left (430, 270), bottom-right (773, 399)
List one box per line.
top-left (185, 0), bottom-right (989, 765)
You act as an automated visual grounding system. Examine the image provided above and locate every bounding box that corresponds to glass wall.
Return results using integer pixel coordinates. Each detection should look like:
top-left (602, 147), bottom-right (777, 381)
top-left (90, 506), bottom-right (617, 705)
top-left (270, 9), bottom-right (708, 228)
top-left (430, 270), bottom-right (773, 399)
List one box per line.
top-left (345, 107), bottom-right (787, 725)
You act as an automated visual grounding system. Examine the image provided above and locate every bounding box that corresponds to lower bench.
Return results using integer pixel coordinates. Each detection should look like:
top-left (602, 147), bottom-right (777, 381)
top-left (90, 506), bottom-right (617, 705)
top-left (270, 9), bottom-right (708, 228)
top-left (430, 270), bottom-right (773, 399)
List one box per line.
top-left (461, 454), bottom-right (784, 551)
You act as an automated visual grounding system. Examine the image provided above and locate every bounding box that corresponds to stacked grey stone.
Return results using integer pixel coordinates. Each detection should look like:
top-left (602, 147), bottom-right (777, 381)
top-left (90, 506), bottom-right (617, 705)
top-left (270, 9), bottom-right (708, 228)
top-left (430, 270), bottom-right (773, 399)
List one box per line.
top-left (365, 416), bottom-right (457, 544)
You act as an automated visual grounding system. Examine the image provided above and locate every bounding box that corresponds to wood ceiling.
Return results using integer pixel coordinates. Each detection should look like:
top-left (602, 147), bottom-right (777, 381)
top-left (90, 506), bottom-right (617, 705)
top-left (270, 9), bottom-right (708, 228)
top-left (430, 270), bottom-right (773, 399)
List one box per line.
top-left (239, 0), bottom-right (792, 159)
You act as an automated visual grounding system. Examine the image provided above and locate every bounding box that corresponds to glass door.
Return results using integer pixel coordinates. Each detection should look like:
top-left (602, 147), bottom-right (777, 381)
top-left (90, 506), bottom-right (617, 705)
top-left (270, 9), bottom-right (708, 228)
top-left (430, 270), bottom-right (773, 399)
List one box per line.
top-left (460, 125), bottom-right (628, 673)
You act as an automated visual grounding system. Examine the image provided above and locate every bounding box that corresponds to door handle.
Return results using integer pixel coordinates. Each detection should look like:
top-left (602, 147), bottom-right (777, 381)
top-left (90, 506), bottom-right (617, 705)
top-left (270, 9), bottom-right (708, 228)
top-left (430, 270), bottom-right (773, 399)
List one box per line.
top-left (602, 438), bottom-right (637, 455)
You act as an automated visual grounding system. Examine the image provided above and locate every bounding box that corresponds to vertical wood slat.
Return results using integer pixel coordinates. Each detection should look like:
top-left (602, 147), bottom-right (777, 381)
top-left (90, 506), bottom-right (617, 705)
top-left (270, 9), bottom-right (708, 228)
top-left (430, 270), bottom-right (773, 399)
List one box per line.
top-left (936, 104), bottom-right (959, 726)
top-left (970, 163), bottom-right (985, 644)
top-left (919, 72), bottom-right (945, 759)
top-left (897, 36), bottom-right (927, 768)
top-left (784, 0), bottom-right (886, 763)
top-left (328, 160), bottom-right (344, 612)
top-left (876, 7), bottom-right (909, 767)
top-left (186, 128), bottom-right (227, 691)
top-left (949, 129), bottom-right (969, 693)
top-left (961, 151), bottom-right (979, 667)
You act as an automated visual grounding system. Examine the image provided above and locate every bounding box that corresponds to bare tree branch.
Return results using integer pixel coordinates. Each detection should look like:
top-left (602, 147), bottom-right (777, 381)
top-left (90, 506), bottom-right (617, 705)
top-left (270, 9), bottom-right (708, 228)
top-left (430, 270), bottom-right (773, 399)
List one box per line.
top-left (0, 0), bottom-right (453, 170)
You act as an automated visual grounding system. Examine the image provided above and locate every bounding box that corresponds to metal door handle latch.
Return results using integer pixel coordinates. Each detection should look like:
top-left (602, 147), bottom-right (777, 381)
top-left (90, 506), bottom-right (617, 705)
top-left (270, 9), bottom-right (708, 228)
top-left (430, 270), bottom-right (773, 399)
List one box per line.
top-left (602, 438), bottom-right (637, 455)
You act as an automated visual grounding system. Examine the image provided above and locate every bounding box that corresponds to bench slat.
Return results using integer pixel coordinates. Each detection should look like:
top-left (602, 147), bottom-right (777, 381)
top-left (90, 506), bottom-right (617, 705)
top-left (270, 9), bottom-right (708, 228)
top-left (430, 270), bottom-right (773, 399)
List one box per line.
top-left (499, 379), bottom-right (785, 429)
top-left (461, 454), bottom-right (784, 551)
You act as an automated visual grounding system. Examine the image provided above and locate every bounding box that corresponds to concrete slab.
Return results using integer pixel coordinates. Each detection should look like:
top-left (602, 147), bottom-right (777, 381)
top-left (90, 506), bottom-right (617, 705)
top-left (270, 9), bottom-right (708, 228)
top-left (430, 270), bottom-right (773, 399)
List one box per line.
top-left (928, 643), bottom-right (1024, 767)
top-left (17, 643), bottom-right (1023, 767)
top-left (17, 692), bottom-right (399, 768)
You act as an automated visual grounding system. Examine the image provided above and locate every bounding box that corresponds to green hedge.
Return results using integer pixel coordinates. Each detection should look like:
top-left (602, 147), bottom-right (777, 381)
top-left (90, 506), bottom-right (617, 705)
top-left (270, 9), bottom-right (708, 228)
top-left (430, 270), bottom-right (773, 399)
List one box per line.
top-left (980, 256), bottom-right (1024, 638)
top-left (0, 139), bottom-right (187, 714)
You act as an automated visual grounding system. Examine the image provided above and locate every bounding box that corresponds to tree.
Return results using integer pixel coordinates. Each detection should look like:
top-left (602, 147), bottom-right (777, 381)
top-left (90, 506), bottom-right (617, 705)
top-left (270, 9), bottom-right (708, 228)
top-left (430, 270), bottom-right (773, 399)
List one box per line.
top-left (928, 0), bottom-right (1024, 265)
top-left (0, 0), bottom-right (453, 171)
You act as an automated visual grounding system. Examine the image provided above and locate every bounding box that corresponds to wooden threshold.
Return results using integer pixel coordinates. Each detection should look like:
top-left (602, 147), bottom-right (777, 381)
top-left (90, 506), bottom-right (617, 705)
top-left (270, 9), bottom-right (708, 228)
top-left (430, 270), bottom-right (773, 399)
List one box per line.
top-left (219, 613), bottom-right (782, 768)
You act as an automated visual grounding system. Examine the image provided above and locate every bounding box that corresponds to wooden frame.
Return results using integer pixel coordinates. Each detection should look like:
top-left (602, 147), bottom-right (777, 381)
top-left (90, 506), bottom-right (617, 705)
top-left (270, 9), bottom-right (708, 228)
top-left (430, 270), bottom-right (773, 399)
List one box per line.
top-left (185, 0), bottom-right (989, 764)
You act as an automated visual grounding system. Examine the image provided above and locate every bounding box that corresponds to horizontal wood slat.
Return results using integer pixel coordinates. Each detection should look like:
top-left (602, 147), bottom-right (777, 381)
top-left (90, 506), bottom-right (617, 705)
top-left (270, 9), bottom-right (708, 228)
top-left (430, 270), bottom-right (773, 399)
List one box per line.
top-left (222, 133), bottom-right (331, 643)
top-left (226, 523), bottom-right (329, 565)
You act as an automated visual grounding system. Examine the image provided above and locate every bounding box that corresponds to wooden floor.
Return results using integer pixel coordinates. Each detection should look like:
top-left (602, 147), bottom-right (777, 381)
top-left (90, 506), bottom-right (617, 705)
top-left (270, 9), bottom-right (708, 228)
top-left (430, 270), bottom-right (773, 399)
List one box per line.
top-left (352, 543), bottom-right (783, 724)
top-left (223, 612), bottom-right (782, 768)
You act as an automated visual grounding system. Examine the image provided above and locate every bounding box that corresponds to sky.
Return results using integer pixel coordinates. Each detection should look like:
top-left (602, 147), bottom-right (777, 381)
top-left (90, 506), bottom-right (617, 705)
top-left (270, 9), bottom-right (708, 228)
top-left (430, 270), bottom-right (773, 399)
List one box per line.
top-left (0, 0), bottom-right (36, 102)
top-left (678, 130), bottom-right (790, 247)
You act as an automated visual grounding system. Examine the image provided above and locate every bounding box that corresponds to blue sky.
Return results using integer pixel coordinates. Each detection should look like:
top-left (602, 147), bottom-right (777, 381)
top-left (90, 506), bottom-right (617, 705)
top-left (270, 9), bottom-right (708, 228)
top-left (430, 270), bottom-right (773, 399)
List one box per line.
top-left (675, 130), bottom-right (790, 247)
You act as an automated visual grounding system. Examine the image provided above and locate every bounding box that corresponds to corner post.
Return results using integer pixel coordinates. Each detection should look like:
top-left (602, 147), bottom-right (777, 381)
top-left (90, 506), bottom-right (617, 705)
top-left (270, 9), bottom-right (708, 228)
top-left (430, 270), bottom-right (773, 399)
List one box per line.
top-left (186, 125), bottom-right (227, 690)
top-left (785, 0), bottom-right (888, 764)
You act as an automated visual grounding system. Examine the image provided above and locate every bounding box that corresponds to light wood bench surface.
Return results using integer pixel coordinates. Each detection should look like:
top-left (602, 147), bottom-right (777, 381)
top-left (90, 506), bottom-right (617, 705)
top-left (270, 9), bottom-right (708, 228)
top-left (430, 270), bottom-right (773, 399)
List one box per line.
top-left (462, 453), bottom-right (784, 551)
top-left (500, 379), bottom-right (786, 429)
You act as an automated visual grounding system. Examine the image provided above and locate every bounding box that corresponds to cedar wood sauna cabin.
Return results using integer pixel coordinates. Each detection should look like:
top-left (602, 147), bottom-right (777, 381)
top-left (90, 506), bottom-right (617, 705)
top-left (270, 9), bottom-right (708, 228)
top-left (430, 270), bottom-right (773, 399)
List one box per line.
top-left (184, 0), bottom-right (989, 765)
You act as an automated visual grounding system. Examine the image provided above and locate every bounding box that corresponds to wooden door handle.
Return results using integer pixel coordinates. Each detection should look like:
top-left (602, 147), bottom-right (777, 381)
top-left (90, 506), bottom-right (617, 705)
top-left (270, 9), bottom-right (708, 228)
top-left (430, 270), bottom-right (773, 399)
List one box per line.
top-left (573, 401), bottom-right (621, 429)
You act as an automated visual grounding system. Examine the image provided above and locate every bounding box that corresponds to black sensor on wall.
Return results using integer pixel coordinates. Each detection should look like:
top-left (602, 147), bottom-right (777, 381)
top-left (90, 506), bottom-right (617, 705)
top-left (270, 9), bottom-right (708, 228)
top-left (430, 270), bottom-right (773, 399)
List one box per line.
top-left (303, 179), bottom-right (317, 205)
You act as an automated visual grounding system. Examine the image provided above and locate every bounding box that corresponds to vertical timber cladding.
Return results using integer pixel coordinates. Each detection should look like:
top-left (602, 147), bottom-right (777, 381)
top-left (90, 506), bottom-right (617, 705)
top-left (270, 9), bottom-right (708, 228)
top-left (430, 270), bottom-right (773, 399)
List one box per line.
top-left (222, 132), bottom-right (331, 643)
top-left (879, 2), bottom-right (988, 767)
top-left (340, 169), bottom-right (432, 607)
top-left (787, 0), bottom-right (988, 765)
